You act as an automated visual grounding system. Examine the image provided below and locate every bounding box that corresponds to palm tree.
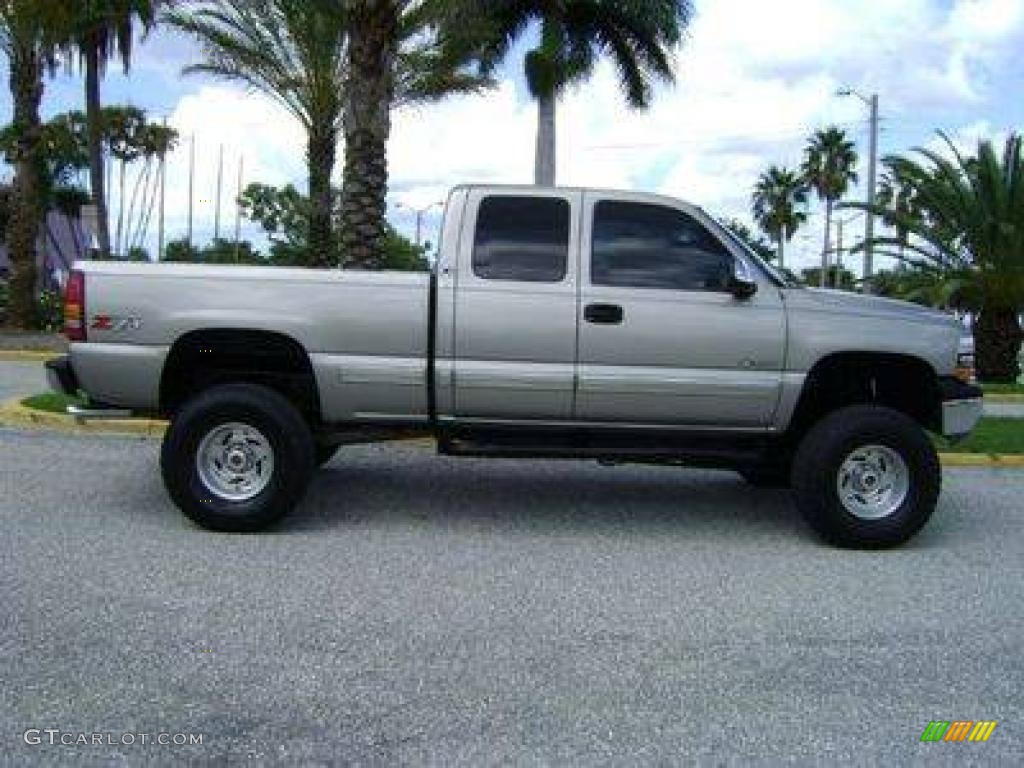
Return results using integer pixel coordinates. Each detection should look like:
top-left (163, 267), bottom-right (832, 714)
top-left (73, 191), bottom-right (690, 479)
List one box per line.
top-left (442, 0), bottom-right (691, 187)
top-left (165, 0), bottom-right (346, 267)
top-left (751, 166), bottom-right (808, 269)
top-left (170, 1), bottom-right (488, 268)
top-left (802, 126), bottom-right (858, 287)
top-left (339, 0), bottom-right (491, 269)
top-left (0, 0), bottom-right (73, 328)
top-left (64, 1), bottom-right (161, 258)
top-left (853, 134), bottom-right (1024, 382)
top-left (875, 165), bottom-right (920, 269)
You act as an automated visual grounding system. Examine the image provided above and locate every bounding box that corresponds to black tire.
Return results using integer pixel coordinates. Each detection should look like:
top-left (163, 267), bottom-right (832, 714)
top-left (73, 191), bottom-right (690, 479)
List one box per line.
top-left (738, 463), bottom-right (791, 489)
top-left (315, 443), bottom-right (340, 467)
top-left (160, 383), bottom-right (315, 532)
top-left (792, 405), bottom-right (940, 548)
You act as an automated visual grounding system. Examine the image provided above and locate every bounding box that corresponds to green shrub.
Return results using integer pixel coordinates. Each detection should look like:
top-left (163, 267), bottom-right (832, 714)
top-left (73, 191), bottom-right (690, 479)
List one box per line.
top-left (35, 287), bottom-right (63, 332)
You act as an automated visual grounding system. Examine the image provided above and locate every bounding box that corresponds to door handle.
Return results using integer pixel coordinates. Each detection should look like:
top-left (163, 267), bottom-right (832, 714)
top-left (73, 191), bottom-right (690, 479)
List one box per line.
top-left (585, 303), bottom-right (624, 325)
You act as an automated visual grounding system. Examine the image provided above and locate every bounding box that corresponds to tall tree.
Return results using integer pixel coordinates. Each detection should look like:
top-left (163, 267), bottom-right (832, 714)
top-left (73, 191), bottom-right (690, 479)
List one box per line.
top-left (444, 0), bottom-right (691, 187)
top-left (341, 0), bottom-right (402, 269)
top-left (170, 1), bottom-right (487, 268)
top-left (0, 0), bottom-right (72, 327)
top-left (752, 165), bottom-right (808, 269)
top-left (875, 165), bottom-right (920, 268)
top-left (64, 1), bottom-right (160, 258)
top-left (340, 0), bottom-right (489, 268)
top-left (166, 0), bottom-right (346, 267)
top-left (802, 126), bottom-right (858, 288)
top-left (853, 134), bottom-right (1024, 382)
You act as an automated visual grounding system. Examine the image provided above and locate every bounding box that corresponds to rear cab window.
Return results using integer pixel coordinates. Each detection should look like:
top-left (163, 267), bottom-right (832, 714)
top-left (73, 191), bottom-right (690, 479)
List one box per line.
top-left (473, 196), bottom-right (570, 282)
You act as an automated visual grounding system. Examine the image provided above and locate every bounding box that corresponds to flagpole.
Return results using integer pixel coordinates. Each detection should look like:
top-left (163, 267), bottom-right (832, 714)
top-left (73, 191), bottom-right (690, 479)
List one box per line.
top-left (214, 144), bottom-right (224, 241)
top-left (157, 118), bottom-right (167, 261)
top-left (234, 155), bottom-right (244, 262)
top-left (186, 134), bottom-right (195, 248)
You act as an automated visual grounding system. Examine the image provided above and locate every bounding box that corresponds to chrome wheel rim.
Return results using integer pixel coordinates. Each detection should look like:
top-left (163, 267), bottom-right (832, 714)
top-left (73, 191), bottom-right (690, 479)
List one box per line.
top-left (196, 422), bottom-right (275, 502)
top-left (837, 444), bottom-right (909, 520)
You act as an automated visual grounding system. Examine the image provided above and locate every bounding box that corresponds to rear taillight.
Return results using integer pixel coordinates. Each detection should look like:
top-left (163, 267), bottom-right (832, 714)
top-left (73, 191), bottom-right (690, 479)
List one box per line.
top-left (64, 270), bottom-right (86, 342)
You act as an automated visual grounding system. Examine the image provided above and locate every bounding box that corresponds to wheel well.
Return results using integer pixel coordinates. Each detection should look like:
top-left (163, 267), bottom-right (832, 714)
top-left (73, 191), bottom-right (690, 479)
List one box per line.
top-left (160, 329), bottom-right (320, 421)
top-left (787, 353), bottom-right (941, 442)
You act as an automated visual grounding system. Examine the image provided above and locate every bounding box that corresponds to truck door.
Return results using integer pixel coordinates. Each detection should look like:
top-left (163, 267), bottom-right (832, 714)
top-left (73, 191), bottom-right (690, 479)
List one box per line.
top-left (575, 191), bottom-right (786, 428)
top-left (450, 188), bottom-right (580, 421)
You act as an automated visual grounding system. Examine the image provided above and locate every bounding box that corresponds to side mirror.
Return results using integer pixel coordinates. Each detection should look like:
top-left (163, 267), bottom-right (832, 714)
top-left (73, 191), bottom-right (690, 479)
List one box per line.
top-left (729, 273), bottom-right (758, 300)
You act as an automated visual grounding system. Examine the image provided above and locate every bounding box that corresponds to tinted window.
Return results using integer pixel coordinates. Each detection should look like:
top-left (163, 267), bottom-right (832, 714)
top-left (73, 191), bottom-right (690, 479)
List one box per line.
top-left (473, 196), bottom-right (569, 282)
top-left (592, 201), bottom-right (733, 291)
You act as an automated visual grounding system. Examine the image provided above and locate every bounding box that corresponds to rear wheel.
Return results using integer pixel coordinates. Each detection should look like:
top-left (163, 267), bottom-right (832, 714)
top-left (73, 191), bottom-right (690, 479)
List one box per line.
top-left (160, 383), bottom-right (315, 532)
top-left (792, 405), bottom-right (940, 548)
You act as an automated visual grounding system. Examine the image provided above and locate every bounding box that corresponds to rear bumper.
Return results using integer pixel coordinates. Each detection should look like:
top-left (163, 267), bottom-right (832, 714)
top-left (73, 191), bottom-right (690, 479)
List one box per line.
top-left (939, 378), bottom-right (983, 437)
top-left (45, 355), bottom-right (79, 396)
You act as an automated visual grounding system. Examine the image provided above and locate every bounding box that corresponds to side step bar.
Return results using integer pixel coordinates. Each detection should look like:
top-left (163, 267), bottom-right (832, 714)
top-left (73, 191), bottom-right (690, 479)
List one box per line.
top-left (438, 428), bottom-right (771, 468)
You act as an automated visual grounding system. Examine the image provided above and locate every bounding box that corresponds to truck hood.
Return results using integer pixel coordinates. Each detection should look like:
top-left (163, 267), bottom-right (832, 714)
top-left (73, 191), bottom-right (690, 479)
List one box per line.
top-left (782, 287), bottom-right (955, 328)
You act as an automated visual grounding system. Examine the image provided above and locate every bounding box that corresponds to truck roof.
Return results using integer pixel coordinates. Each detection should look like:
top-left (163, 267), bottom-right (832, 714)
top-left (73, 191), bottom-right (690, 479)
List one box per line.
top-left (447, 183), bottom-right (703, 212)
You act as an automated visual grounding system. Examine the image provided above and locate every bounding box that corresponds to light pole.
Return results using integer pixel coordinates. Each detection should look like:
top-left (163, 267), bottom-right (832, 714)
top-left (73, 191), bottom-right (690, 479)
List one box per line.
top-left (837, 87), bottom-right (879, 292)
top-left (396, 201), bottom-right (444, 247)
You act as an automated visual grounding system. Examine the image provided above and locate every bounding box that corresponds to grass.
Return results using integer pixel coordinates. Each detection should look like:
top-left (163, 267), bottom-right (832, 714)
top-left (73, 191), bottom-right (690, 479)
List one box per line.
top-left (935, 417), bottom-right (1024, 454)
top-left (20, 392), bottom-right (84, 413)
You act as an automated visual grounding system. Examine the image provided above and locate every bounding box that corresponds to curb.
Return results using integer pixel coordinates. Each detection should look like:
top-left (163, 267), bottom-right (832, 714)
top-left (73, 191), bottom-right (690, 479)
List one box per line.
top-left (936, 453), bottom-right (1024, 467)
top-left (0, 350), bottom-right (61, 363)
top-left (2, 399), bottom-right (1023, 468)
top-left (0, 398), bottom-right (167, 438)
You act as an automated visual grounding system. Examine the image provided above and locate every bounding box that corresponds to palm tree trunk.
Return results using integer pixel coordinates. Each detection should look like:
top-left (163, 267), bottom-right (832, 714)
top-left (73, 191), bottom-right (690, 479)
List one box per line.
top-left (975, 306), bottom-right (1023, 383)
top-left (307, 126), bottom-right (338, 268)
top-left (820, 199), bottom-right (832, 288)
top-left (535, 91), bottom-right (556, 186)
top-left (341, 1), bottom-right (399, 270)
top-left (6, 39), bottom-right (45, 329)
top-left (84, 40), bottom-right (111, 257)
top-left (777, 235), bottom-right (785, 270)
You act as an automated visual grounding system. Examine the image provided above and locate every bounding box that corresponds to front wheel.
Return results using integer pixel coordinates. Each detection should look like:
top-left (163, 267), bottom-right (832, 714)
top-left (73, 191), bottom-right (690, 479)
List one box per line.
top-left (161, 383), bottom-right (315, 532)
top-left (792, 405), bottom-right (941, 548)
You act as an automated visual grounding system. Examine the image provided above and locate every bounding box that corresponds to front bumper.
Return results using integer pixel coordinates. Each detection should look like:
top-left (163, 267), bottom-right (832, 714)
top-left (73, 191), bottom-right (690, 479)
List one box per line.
top-left (939, 378), bottom-right (983, 437)
top-left (45, 355), bottom-right (79, 396)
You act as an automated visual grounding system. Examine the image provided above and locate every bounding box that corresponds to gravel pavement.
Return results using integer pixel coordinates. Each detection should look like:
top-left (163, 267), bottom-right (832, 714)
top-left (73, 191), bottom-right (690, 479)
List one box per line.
top-left (2, 429), bottom-right (1022, 764)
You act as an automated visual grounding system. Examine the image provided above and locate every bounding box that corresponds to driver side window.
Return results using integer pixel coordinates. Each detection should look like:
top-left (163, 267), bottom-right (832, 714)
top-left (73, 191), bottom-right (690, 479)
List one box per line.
top-left (591, 201), bottom-right (734, 291)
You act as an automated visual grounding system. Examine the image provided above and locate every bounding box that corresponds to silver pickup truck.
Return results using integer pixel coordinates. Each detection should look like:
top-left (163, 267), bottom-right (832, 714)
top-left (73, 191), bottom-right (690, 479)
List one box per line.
top-left (47, 185), bottom-right (982, 547)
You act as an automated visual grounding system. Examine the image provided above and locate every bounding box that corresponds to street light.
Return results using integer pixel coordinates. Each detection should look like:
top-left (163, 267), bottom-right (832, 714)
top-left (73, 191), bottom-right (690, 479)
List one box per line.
top-left (837, 87), bottom-right (879, 292)
top-left (395, 201), bottom-right (445, 247)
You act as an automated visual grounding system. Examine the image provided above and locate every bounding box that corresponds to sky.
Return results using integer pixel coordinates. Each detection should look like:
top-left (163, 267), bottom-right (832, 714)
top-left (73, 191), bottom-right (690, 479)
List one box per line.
top-left (2, 0), bottom-right (1023, 275)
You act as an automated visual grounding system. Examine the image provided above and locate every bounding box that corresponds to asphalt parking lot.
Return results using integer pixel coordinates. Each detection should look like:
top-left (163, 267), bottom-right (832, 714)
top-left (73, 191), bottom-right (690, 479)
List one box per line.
top-left (2, 428), bottom-right (1023, 764)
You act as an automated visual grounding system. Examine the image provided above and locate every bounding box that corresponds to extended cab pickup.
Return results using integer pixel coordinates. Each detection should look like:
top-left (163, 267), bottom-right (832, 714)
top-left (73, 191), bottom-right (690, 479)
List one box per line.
top-left (47, 185), bottom-right (982, 547)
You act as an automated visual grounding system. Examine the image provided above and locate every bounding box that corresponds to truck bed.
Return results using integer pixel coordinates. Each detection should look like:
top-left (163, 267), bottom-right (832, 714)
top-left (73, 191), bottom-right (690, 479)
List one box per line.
top-left (73, 262), bottom-right (431, 422)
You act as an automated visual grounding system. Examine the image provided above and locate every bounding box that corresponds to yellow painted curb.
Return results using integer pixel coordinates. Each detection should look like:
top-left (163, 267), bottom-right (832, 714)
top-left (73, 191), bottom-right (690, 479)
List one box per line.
top-left (0, 350), bottom-right (62, 363)
top-left (0, 397), bottom-right (167, 438)
top-left (984, 393), bottom-right (1024, 403)
top-left (938, 452), bottom-right (1024, 467)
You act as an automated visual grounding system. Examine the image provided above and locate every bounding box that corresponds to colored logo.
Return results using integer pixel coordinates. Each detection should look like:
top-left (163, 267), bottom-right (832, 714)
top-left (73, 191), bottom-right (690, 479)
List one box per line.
top-left (921, 721), bottom-right (997, 742)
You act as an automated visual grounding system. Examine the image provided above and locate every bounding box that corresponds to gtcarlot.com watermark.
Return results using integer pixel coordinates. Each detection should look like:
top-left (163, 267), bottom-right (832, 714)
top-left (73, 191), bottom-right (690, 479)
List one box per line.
top-left (24, 729), bottom-right (204, 747)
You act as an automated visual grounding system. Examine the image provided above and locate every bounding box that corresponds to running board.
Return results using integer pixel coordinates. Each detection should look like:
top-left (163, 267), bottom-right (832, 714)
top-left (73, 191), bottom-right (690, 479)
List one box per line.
top-left (438, 428), bottom-right (769, 467)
